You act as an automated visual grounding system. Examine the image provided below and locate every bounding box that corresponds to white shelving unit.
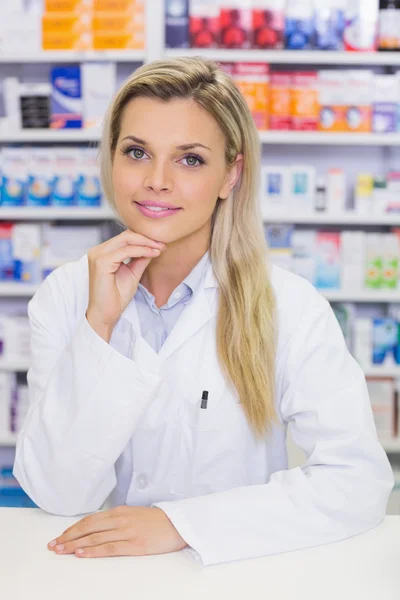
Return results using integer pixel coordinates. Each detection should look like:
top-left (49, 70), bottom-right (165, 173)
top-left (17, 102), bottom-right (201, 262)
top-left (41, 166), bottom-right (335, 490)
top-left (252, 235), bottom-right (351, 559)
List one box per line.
top-left (262, 212), bottom-right (400, 225)
top-left (322, 290), bottom-right (400, 303)
top-left (0, 206), bottom-right (115, 220)
top-left (165, 48), bottom-right (400, 66)
top-left (0, 51), bottom-right (146, 63)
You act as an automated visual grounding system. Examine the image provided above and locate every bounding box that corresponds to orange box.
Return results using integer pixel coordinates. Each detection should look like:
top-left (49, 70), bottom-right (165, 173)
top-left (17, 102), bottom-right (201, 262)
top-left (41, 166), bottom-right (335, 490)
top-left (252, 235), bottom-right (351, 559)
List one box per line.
top-left (45, 0), bottom-right (93, 11)
top-left (42, 14), bottom-right (92, 35)
top-left (318, 71), bottom-right (346, 132)
top-left (269, 72), bottom-right (291, 130)
top-left (42, 31), bottom-right (92, 50)
top-left (93, 0), bottom-right (143, 11)
top-left (232, 63), bottom-right (269, 131)
top-left (92, 13), bottom-right (144, 33)
top-left (290, 71), bottom-right (319, 130)
top-left (93, 31), bottom-right (144, 49)
top-left (344, 71), bottom-right (372, 133)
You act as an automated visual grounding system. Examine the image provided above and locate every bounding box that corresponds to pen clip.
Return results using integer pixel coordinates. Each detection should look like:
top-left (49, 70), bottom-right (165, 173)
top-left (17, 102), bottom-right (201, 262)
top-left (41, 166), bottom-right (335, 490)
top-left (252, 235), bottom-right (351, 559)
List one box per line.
top-left (201, 390), bottom-right (208, 409)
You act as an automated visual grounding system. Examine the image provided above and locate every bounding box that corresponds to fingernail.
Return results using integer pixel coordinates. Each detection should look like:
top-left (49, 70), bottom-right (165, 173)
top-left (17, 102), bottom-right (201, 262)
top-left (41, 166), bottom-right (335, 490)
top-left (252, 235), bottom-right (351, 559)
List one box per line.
top-left (48, 540), bottom-right (57, 548)
top-left (76, 549), bottom-right (84, 555)
top-left (55, 544), bottom-right (64, 551)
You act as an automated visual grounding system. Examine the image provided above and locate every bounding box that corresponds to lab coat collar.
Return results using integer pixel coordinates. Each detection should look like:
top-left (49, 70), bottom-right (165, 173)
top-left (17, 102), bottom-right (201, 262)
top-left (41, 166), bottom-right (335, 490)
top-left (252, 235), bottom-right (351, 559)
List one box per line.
top-left (120, 260), bottom-right (218, 364)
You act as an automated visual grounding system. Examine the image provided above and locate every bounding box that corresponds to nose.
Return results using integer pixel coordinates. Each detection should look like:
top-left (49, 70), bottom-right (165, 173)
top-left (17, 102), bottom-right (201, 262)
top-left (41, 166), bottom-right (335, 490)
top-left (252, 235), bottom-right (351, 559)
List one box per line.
top-left (143, 159), bottom-right (172, 194)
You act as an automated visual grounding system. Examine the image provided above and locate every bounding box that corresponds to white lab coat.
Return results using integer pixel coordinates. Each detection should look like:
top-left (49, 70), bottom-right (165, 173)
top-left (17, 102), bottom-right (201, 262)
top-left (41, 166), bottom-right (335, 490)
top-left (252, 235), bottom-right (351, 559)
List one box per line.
top-left (13, 253), bottom-right (394, 566)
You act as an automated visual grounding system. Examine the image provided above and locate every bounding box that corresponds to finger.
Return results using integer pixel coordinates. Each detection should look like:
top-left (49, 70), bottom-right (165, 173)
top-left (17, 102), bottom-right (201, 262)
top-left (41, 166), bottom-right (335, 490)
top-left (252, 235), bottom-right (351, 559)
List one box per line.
top-left (100, 230), bottom-right (165, 253)
top-left (52, 528), bottom-right (129, 556)
top-left (48, 511), bottom-right (116, 548)
top-left (110, 245), bottom-right (161, 267)
top-left (74, 541), bottom-right (143, 559)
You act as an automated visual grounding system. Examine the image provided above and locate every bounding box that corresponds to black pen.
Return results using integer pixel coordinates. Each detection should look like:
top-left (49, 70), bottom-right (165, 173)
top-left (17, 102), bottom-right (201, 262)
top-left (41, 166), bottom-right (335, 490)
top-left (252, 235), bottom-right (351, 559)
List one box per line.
top-left (201, 390), bottom-right (208, 409)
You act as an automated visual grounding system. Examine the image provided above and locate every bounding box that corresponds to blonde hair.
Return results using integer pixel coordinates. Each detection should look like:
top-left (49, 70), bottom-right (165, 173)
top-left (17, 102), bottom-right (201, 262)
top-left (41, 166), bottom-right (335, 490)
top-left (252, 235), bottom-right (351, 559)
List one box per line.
top-left (100, 57), bottom-right (279, 441)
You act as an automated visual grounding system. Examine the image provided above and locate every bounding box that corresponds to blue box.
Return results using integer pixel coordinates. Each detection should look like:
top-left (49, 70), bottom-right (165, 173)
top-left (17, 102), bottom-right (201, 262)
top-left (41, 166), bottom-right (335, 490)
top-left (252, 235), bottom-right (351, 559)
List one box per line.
top-left (165, 0), bottom-right (190, 48)
top-left (50, 65), bottom-right (82, 129)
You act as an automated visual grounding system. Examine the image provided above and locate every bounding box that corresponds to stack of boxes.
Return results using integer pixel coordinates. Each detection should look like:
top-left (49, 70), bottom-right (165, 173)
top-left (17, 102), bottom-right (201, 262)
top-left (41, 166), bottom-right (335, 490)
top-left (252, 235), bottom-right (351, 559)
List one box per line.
top-left (42, 0), bottom-right (145, 51)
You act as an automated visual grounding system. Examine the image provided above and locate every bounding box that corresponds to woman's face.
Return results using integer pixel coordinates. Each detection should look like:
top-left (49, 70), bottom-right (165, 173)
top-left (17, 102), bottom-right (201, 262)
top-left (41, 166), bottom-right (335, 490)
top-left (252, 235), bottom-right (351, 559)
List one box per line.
top-left (112, 96), bottom-right (242, 245)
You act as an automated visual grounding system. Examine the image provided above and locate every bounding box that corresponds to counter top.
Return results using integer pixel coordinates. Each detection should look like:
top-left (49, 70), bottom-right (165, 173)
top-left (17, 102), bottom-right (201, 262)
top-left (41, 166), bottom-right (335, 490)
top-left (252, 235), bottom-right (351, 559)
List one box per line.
top-left (1, 508), bottom-right (400, 600)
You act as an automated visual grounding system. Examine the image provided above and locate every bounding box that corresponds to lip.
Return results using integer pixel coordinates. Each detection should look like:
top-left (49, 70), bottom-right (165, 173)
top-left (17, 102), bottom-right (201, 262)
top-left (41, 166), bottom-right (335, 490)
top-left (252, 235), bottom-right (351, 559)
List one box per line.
top-left (134, 202), bottom-right (182, 220)
top-left (136, 200), bottom-right (179, 209)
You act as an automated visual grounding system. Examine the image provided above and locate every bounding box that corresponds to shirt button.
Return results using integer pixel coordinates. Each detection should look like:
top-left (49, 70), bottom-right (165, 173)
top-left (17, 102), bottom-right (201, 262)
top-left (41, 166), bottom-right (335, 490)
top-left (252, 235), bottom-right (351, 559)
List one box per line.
top-left (174, 292), bottom-right (181, 299)
top-left (136, 473), bottom-right (148, 489)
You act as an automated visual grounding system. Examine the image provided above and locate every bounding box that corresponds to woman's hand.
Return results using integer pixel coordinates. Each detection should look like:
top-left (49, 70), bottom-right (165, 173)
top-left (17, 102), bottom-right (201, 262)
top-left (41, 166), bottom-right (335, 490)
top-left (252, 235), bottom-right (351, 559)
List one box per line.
top-left (47, 506), bottom-right (188, 558)
top-left (86, 230), bottom-right (166, 341)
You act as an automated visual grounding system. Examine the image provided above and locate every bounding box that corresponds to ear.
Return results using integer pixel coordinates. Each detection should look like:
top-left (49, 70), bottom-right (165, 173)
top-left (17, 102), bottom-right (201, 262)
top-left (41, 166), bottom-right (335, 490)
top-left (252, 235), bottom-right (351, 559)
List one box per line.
top-left (218, 154), bottom-right (244, 200)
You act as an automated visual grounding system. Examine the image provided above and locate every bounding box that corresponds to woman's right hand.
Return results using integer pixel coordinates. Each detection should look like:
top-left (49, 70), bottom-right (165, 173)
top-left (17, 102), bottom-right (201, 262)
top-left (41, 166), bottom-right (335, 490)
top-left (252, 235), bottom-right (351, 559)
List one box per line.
top-left (86, 230), bottom-right (166, 341)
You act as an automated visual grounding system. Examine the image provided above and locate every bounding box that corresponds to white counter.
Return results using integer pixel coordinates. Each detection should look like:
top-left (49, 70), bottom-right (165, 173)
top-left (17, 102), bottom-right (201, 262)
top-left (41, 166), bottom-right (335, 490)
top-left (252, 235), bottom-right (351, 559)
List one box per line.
top-left (1, 508), bottom-right (400, 600)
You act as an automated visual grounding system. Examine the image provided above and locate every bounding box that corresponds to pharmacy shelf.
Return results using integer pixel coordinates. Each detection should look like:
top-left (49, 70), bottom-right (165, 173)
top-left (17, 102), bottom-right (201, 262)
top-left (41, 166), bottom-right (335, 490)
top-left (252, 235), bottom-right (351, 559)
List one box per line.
top-left (322, 290), bottom-right (400, 303)
top-left (379, 439), bottom-right (400, 454)
top-left (0, 433), bottom-right (18, 447)
top-left (0, 360), bottom-right (30, 371)
top-left (262, 212), bottom-right (400, 226)
top-left (0, 284), bottom-right (39, 297)
top-left (0, 51), bottom-right (145, 63)
top-left (365, 366), bottom-right (400, 378)
top-left (0, 129), bottom-right (101, 143)
top-left (165, 48), bottom-right (400, 66)
top-left (2, 129), bottom-right (400, 146)
top-left (0, 206), bottom-right (115, 220)
top-left (258, 131), bottom-right (400, 146)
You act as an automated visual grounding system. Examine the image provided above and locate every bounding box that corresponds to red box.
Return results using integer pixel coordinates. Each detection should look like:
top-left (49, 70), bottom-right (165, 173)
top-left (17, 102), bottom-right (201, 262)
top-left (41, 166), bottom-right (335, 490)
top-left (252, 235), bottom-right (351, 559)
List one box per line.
top-left (190, 1), bottom-right (220, 48)
top-left (252, 8), bottom-right (284, 49)
top-left (220, 7), bottom-right (252, 49)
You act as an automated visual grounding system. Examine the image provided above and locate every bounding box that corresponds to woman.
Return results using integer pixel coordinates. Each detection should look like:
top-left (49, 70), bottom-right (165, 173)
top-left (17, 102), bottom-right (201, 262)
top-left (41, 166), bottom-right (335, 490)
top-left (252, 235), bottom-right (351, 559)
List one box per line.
top-left (13, 57), bottom-right (394, 566)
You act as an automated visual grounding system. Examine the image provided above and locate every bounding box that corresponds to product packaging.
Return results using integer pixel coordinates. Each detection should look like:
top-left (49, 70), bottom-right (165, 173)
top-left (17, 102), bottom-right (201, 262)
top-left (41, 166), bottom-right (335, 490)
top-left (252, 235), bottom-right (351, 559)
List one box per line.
top-left (76, 149), bottom-right (102, 206)
top-left (18, 83), bottom-right (51, 130)
top-left (318, 70), bottom-right (346, 131)
top-left (291, 229), bottom-right (317, 284)
top-left (269, 72), bottom-right (292, 130)
top-left (232, 62), bottom-right (269, 130)
top-left (264, 224), bottom-right (294, 272)
top-left (354, 318), bottom-right (373, 368)
top-left (165, 0), bottom-right (190, 48)
top-left (326, 168), bottom-right (347, 213)
top-left (190, 0), bottom-right (220, 48)
top-left (354, 173), bottom-right (374, 213)
top-left (386, 171), bottom-right (400, 212)
top-left (344, 70), bottom-right (373, 132)
top-left (382, 234), bottom-right (399, 288)
top-left (290, 71), bottom-right (319, 130)
top-left (82, 62), bottom-right (116, 129)
top-left (260, 165), bottom-right (290, 213)
top-left (366, 377), bottom-right (396, 438)
top-left (12, 224), bottom-right (42, 285)
top-left (312, 0), bottom-right (346, 50)
top-left (343, 0), bottom-right (379, 51)
top-left (220, 0), bottom-right (252, 49)
top-left (372, 319), bottom-right (398, 363)
top-left (289, 165), bottom-right (316, 212)
top-left (341, 231), bottom-right (366, 290)
top-left (285, 0), bottom-right (314, 50)
top-left (378, 0), bottom-right (400, 50)
top-left (332, 302), bottom-right (356, 351)
top-left (50, 65), bottom-right (83, 129)
top-left (51, 148), bottom-right (77, 206)
top-left (26, 149), bottom-right (54, 207)
top-left (365, 233), bottom-right (384, 289)
top-left (315, 231), bottom-right (341, 289)
top-left (1, 149), bottom-right (27, 207)
top-left (251, 0), bottom-right (285, 49)
top-left (0, 224), bottom-right (14, 281)
top-left (372, 74), bottom-right (399, 133)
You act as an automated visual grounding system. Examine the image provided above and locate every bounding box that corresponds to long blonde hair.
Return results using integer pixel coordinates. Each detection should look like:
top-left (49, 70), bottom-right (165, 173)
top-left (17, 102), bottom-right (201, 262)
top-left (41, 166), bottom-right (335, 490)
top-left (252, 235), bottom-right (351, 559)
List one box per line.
top-left (100, 57), bottom-right (279, 441)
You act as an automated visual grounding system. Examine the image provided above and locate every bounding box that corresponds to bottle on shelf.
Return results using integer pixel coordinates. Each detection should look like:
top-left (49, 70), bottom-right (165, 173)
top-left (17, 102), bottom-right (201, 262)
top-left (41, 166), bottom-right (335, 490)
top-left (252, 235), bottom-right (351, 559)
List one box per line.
top-left (379, 0), bottom-right (400, 51)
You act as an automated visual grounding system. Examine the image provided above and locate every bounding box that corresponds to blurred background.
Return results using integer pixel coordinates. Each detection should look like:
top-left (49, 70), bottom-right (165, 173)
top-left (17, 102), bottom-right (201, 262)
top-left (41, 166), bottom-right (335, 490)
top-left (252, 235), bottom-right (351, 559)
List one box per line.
top-left (1, 0), bottom-right (400, 515)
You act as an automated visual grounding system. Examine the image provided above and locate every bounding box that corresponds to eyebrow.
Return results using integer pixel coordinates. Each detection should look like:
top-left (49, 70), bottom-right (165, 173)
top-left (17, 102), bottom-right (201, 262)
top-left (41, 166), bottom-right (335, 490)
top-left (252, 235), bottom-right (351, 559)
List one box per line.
top-left (121, 135), bottom-right (211, 152)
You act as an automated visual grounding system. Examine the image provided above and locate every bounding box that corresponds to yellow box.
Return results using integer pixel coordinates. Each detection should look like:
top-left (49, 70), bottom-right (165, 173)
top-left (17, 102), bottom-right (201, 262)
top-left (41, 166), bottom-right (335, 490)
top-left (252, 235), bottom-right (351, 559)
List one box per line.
top-left (93, 0), bottom-right (143, 11)
top-left (93, 31), bottom-right (144, 49)
top-left (43, 14), bottom-right (92, 35)
top-left (45, 0), bottom-right (93, 11)
top-left (42, 31), bottom-right (92, 50)
top-left (92, 13), bottom-right (144, 33)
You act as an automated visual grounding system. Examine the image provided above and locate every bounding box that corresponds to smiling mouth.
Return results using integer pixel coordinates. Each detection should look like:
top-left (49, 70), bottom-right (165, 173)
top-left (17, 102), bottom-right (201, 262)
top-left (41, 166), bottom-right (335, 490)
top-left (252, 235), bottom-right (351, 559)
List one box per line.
top-left (134, 202), bottom-right (181, 212)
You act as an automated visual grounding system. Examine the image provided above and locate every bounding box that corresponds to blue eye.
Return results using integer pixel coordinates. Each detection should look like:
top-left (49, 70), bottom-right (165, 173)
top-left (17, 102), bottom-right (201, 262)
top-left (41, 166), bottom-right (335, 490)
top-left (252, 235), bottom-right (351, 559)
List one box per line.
top-left (182, 154), bottom-right (205, 167)
top-left (128, 147), bottom-right (147, 160)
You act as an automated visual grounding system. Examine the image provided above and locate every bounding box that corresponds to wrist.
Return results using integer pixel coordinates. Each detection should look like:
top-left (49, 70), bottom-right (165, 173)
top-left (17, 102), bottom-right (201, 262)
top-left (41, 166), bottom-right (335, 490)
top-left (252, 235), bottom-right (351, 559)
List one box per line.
top-left (85, 310), bottom-right (114, 343)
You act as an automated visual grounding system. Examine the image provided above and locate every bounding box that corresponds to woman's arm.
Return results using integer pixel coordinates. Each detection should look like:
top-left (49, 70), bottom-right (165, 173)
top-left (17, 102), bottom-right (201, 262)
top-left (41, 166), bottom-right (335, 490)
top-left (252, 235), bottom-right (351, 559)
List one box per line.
top-left (151, 288), bottom-right (395, 566)
top-left (13, 257), bottom-right (163, 516)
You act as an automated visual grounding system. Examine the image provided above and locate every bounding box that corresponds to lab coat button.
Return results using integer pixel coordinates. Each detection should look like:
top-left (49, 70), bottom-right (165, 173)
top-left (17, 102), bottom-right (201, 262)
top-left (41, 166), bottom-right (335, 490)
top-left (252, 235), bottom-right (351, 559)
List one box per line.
top-left (137, 473), bottom-right (148, 489)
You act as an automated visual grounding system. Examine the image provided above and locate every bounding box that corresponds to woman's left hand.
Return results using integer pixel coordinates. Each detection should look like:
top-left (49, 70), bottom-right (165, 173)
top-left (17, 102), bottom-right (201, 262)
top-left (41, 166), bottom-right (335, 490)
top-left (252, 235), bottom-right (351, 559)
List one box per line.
top-left (47, 506), bottom-right (188, 558)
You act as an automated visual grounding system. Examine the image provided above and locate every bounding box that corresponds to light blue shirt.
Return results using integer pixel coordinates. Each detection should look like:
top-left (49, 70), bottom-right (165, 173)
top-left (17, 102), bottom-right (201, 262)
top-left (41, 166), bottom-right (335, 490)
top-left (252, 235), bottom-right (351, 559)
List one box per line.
top-left (135, 251), bottom-right (210, 353)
